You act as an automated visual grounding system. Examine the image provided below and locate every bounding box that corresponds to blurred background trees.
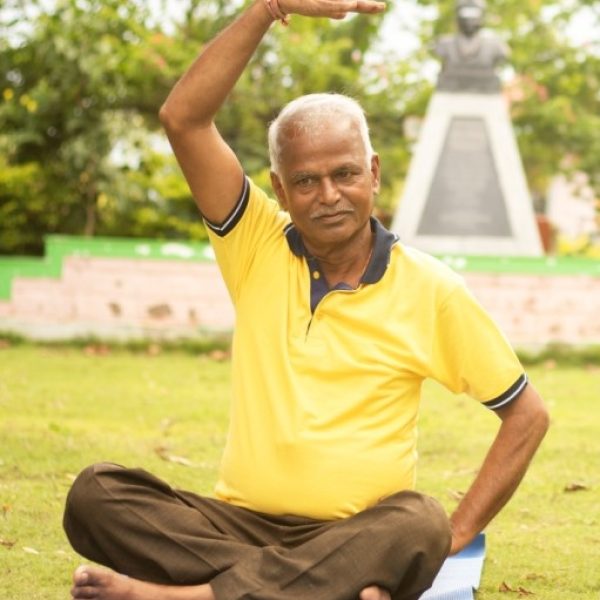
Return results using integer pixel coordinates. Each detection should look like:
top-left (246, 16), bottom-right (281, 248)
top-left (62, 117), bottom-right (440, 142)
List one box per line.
top-left (1, 0), bottom-right (598, 255)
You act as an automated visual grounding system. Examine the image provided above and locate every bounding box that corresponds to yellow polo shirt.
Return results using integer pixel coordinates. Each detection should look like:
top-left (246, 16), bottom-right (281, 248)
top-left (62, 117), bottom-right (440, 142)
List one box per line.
top-left (205, 178), bottom-right (525, 520)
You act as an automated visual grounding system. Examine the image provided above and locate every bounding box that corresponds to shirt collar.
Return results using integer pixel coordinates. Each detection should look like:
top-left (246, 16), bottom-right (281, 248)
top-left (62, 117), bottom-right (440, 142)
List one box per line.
top-left (284, 217), bottom-right (399, 285)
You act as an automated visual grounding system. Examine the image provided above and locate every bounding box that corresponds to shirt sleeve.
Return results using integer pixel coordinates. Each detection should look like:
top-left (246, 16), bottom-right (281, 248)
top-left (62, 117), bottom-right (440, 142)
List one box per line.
top-left (428, 281), bottom-right (526, 410)
top-left (204, 177), bottom-right (289, 304)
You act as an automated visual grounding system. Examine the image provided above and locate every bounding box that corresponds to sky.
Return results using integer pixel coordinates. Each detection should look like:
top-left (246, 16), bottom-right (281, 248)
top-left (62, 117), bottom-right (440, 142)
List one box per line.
top-left (144, 0), bottom-right (599, 56)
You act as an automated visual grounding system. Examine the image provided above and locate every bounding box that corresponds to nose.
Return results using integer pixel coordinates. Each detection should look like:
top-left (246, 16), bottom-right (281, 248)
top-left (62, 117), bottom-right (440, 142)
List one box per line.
top-left (319, 177), bottom-right (341, 206)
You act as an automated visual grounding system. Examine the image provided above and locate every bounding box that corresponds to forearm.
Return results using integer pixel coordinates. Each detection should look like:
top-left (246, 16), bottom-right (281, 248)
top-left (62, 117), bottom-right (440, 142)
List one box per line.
top-left (160, 0), bottom-right (273, 130)
top-left (449, 386), bottom-right (549, 554)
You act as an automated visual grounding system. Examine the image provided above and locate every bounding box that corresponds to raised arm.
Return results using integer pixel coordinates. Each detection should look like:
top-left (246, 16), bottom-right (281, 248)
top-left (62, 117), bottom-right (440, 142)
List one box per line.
top-left (159, 0), bottom-right (386, 225)
top-left (448, 383), bottom-right (549, 554)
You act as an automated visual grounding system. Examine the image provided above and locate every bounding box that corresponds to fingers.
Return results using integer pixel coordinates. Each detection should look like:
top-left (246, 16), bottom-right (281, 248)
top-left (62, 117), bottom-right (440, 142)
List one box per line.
top-left (331, 0), bottom-right (386, 14)
top-left (354, 0), bottom-right (387, 14)
top-left (280, 0), bottom-right (386, 19)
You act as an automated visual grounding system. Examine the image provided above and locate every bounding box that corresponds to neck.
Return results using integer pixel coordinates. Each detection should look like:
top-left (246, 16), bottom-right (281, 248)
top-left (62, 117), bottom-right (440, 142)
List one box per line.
top-left (306, 228), bottom-right (374, 289)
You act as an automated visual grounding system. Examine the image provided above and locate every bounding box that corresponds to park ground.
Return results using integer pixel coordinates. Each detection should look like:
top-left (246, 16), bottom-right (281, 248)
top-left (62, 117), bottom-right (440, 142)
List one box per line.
top-left (0, 344), bottom-right (599, 599)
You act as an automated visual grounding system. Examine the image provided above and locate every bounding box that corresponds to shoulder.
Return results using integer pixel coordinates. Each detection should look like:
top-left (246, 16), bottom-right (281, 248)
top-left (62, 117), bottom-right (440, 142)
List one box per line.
top-left (206, 176), bottom-right (290, 241)
top-left (391, 243), bottom-right (464, 290)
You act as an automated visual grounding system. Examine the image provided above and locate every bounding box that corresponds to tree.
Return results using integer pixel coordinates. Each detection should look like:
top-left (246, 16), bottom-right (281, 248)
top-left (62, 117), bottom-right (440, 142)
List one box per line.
top-left (1, 0), bottom-right (598, 255)
top-left (0, 0), bottom-right (191, 254)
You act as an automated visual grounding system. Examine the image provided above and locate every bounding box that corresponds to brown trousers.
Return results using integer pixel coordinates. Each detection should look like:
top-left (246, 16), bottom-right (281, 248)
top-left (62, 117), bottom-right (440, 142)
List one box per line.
top-left (63, 463), bottom-right (451, 600)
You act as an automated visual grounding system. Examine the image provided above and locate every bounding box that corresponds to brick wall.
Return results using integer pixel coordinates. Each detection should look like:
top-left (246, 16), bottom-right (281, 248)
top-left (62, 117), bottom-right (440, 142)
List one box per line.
top-left (1, 253), bottom-right (599, 347)
top-left (462, 272), bottom-right (600, 346)
top-left (0, 256), bottom-right (233, 340)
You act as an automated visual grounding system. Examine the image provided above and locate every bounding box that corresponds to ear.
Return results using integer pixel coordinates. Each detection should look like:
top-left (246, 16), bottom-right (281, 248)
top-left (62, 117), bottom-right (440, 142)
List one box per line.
top-left (270, 171), bottom-right (288, 211)
top-left (370, 154), bottom-right (381, 195)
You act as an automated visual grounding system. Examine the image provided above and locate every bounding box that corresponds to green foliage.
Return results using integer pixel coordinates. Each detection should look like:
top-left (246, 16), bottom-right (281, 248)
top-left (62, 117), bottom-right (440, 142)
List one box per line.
top-left (1, 0), bottom-right (599, 255)
top-left (0, 0), bottom-right (200, 254)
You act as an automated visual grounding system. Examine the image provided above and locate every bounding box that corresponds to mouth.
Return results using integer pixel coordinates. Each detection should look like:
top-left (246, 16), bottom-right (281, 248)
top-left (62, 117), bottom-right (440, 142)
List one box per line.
top-left (313, 210), bottom-right (352, 223)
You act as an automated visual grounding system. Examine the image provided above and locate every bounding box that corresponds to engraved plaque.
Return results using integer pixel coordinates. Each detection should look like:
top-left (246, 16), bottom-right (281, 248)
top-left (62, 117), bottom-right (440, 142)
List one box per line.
top-left (417, 117), bottom-right (512, 237)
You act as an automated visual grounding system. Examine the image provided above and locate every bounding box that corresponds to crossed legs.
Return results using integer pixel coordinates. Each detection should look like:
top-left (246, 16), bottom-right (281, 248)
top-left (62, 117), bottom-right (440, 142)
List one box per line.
top-left (64, 463), bottom-right (451, 600)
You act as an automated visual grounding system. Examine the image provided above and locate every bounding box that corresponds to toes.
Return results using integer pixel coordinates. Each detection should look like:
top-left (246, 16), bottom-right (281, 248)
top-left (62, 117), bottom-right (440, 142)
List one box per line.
top-left (360, 585), bottom-right (391, 600)
top-left (73, 565), bottom-right (90, 586)
top-left (71, 584), bottom-right (98, 599)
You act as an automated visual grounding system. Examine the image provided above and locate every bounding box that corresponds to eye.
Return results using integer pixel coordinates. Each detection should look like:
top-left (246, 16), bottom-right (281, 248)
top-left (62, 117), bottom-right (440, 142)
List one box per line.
top-left (334, 168), bottom-right (356, 182)
top-left (294, 175), bottom-right (317, 188)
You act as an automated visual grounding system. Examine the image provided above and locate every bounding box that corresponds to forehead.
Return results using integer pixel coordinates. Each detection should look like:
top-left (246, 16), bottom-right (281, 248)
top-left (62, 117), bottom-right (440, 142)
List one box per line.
top-left (279, 116), bottom-right (367, 172)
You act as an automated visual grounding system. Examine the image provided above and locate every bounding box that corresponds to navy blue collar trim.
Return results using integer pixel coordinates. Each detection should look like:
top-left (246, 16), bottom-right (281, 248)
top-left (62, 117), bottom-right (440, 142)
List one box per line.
top-left (284, 218), bottom-right (399, 285)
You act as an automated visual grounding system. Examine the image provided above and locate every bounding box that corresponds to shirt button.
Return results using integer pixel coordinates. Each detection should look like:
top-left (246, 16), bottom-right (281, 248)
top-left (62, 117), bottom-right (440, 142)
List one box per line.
top-left (312, 271), bottom-right (320, 280)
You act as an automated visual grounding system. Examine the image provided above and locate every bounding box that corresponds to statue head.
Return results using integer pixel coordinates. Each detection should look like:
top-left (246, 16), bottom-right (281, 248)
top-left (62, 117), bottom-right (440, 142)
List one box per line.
top-left (456, 0), bottom-right (485, 37)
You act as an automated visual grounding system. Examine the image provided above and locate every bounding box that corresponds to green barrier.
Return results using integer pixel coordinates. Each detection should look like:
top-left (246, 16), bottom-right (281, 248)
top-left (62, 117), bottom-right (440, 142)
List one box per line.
top-left (0, 235), bottom-right (214, 300)
top-left (438, 254), bottom-right (600, 276)
top-left (0, 257), bottom-right (60, 299)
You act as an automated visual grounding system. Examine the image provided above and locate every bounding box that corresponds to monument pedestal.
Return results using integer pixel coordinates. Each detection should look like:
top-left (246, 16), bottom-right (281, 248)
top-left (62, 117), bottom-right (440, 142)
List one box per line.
top-left (392, 92), bottom-right (543, 256)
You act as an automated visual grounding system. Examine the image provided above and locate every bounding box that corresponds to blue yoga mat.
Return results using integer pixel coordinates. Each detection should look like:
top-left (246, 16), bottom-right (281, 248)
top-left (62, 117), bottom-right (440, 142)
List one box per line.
top-left (419, 533), bottom-right (486, 600)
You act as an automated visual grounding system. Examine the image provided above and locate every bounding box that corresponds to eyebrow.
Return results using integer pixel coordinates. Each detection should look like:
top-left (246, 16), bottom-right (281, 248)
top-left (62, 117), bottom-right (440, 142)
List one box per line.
top-left (289, 162), bottom-right (363, 181)
top-left (290, 171), bottom-right (318, 183)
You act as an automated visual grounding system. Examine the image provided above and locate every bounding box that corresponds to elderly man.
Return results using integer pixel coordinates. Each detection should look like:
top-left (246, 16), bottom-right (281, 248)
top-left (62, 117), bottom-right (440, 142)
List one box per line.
top-left (63, 1), bottom-right (549, 599)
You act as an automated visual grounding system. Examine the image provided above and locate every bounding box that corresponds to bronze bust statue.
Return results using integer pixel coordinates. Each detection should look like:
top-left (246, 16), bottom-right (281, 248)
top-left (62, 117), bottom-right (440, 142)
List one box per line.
top-left (435, 0), bottom-right (509, 93)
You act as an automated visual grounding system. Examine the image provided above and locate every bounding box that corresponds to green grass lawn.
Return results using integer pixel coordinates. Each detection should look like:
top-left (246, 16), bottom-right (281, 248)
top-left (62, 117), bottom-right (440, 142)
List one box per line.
top-left (0, 345), bottom-right (599, 599)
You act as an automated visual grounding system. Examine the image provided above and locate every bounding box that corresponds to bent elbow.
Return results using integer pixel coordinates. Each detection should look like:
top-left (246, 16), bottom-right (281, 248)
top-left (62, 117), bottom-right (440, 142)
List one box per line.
top-left (531, 401), bottom-right (551, 445)
top-left (538, 403), bottom-right (551, 436)
top-left (159, 101), bottom-right (212, 136)
top-left (158, 102), bottom-right (179, 133)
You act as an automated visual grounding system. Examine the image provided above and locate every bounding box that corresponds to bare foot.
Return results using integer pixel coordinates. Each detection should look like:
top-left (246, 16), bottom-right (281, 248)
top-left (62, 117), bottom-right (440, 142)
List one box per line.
top-left (359, 585), bottom-right (392, 600)
top-left (71, 565), bottom-right (215, 600)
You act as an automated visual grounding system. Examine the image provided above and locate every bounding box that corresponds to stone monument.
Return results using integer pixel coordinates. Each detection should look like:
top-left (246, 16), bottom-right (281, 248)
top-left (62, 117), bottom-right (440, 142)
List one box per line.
top-left (391, 0), bottom-right (543, 256)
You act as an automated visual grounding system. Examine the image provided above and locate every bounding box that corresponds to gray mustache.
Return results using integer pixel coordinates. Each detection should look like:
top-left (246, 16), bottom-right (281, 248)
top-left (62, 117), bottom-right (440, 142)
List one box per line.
top-left (311, 209), bottom-right (353, 219)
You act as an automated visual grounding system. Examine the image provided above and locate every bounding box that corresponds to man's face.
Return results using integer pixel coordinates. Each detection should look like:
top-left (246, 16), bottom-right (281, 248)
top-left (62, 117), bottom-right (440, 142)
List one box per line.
top-left (271, 117), bottom-right (380, 254)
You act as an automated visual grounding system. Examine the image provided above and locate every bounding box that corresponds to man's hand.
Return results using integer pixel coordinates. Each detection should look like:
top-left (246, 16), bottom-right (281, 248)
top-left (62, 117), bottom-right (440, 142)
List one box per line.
top-left (280, 0), bottom-right (386, 20)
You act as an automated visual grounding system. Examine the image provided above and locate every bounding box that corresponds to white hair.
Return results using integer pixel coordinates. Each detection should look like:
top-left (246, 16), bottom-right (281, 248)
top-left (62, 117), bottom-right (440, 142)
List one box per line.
top-left (267, 93), bottom-right (374, 175)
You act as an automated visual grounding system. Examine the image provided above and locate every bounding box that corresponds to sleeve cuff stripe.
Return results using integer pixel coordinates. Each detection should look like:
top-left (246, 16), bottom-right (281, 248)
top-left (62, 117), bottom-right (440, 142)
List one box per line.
top-left (483, 373), bottom-right (528, 411)
top-left (204, 176), bottom-right (250, 237)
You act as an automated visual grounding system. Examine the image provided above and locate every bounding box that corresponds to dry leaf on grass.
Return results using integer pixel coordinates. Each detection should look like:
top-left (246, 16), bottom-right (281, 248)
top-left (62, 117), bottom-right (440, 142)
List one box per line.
top-left (154, 445), bottom-right (194, 467)
top-left (208, 349), bottom-right (229, 361)
top-left (564, 482), bottom-right (589, 492)
top-left (147, 344), bottom-right (162, 356)
top-left (524, 573), bottom-right (546, 581)
top-left (499, 581), bottom-right (535, 596)
top-left (83, 344), bottom-right (111, 356)
top-left (1, 538), bottom-right (16, 548)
